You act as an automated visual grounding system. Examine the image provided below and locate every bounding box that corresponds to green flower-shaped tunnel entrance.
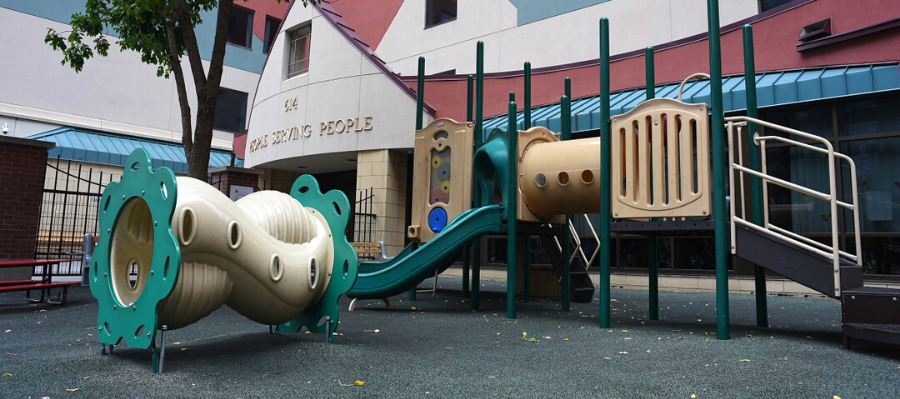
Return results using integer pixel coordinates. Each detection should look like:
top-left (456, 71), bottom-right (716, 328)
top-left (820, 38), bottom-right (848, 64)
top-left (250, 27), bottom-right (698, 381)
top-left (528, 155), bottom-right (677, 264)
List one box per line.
top-left (91, 149), bottom-right (180, 350)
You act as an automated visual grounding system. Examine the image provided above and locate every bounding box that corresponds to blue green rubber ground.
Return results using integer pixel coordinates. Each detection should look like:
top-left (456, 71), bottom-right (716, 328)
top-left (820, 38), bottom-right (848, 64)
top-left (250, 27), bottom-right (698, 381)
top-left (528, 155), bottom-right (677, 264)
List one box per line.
top-left (2, 280), bottom-right (898, 398)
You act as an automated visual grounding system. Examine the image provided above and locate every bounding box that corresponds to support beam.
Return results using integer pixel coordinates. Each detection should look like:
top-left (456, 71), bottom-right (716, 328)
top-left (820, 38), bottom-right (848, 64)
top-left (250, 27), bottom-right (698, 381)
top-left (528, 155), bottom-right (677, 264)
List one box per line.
top-left (646, 46), bottom-right (659, 321)
top-left (472, 41), bottom-right (485, 311)
top-left (708, 0), bottom-right (731, 340)
top-left (561, 78), bottom-right (573, 312)
top-left (743, 25), bottom-right (768, 328)
top-left (598, 18), bottom-right (612, 329)
top-left (506, 95), bottom-right (518, 320)
top-left (463, 74), bottom-right (475, 299)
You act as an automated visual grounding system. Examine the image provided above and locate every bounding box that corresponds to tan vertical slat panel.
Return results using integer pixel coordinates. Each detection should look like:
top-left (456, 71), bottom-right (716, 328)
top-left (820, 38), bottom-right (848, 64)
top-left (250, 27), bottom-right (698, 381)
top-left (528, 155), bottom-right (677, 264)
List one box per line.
top-left (611, 124), bottom-right (623, 202)
top-left (624, 122), bottom-right (636, 204)
top-left (679, 114), bottom-right (693, 202)
top-left (637, 117), bottom-right (649, 206)
top-left (610, 98), bottom-right (711, 219)
top-left (666, 114), bottom-right (680, 206)
top-left (651, 114), bottom-right (664, 207)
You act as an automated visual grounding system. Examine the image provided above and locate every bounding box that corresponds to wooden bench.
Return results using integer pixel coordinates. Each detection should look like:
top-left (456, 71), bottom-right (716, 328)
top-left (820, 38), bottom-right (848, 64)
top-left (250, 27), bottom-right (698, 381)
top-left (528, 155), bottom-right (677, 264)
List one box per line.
top-left (352, 241), bottom-right (390, 260)
top-left (0, 281), bottom-right (79, 305)
top-left (0, 279), bottom-right (41, 287)
top-left (348, 241), bottom-right (393, 311)
top-left (0, 259), bottom-right (77, 305)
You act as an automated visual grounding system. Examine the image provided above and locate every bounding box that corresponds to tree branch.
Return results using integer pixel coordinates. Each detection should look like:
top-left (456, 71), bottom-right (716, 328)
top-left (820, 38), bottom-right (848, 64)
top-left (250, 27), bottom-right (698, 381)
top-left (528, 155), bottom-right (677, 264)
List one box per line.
top-left (172, 0), bottom-right (208, 94)
top-left (165, 16), bottom-right (194, 155)
top-left (205, 0), bottom-right (232, 92)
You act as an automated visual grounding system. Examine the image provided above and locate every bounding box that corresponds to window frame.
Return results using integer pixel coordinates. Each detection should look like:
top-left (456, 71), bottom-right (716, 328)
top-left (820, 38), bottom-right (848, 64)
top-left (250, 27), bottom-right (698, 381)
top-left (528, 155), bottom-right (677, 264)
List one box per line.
top-left (425, 0), bottom-right (457, 29)
top-left (213, 87), bottom-right (249, 133)
top-left (263, 16), bottom-right (282, 54)
top-left (286, 24), bottom-right (312, 78)
top-left (226, 4), bottom-right (255, 49)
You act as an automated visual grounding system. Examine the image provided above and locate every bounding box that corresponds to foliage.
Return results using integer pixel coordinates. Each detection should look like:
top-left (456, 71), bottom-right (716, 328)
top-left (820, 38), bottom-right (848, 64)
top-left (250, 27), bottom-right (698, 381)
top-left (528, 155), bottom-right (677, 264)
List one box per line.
top-left (45, 0), bottom-right (321, 179)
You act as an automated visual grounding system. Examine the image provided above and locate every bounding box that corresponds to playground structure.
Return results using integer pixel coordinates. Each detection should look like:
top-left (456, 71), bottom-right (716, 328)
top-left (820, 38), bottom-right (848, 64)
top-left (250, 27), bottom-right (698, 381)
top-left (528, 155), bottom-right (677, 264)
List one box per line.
top-left (345, 2), bottom-right (896, 350)
top-left (88, 0), bottom-right (900, 373)
top-left (89, 149), bottom-right (357, 373)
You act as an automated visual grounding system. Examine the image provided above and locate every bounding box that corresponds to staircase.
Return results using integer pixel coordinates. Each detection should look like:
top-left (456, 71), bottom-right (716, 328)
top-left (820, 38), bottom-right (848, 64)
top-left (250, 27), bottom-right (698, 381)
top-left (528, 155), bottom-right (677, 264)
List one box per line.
top-left (841, 287), bottom-right (900, 348)
top-left (734, 226), bottom-right (900, 348)
top-left (733, 226), bottom-right (862, 298)
top-left (539, 235), bottom-right (595, 303)
top-left (727, 116), bottom-right (900, 349)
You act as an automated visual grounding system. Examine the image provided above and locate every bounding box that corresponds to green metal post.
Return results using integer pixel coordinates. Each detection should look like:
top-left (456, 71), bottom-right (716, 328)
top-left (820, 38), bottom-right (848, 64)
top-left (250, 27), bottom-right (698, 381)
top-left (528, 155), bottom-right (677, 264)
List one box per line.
top-left (598, 18), bottom-right (612, 329)
top-left (463, 74), bottom-right (475, 299)
top-left (645, 47), bottom-right (655, 99)
top-left (744, 25), bottom-right (767, 327)
top-left (645, 46), bottom-right (659, 321)
top-left (523, 235), bottom-right (531, 302)
top-left (523, 63), bottom-right (532, 302)
top-left (561, 90), bottom-right (572, 312)
top-left (506, 95), bottom-right (518, 320)
top-left (524, 62), bottom-right (532, 129)
top-left (416, 57), bottom-right (425, 131)
top-left (410, 56), bottom-right (426, 302)
top-left (708, 0), bottom-right (730, 340)
top-left (472, 42), bottom-right (485, 310)
top-left (467, 75), bottom-right (475, 123)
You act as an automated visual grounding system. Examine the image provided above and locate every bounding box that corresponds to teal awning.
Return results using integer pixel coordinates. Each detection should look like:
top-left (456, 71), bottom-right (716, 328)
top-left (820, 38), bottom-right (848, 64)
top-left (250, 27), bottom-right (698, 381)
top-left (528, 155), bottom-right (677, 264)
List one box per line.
top-left (484, 64), bottom-right (900, 135)
top-left (27, 127), bottom-right (242, 174)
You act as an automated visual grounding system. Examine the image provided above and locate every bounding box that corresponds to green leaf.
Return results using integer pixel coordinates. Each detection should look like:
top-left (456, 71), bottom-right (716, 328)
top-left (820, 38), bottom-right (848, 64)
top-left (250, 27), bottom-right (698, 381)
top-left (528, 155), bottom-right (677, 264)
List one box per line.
top-left (739, 359), bottom-right (751, 362)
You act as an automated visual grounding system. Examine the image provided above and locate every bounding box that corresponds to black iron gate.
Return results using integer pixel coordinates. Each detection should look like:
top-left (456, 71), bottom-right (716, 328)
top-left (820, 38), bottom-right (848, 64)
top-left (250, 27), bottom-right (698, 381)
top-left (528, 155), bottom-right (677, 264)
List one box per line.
top-left (352, 187), bottom-right (376, 242)
top-left (34, 158), bottom-right (120, 276)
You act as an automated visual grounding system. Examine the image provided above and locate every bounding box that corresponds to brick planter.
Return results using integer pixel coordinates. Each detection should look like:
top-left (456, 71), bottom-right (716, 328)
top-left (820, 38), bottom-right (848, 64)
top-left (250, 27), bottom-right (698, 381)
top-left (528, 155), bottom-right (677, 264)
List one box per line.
top-left (0, 136), bottom-right (54, 279)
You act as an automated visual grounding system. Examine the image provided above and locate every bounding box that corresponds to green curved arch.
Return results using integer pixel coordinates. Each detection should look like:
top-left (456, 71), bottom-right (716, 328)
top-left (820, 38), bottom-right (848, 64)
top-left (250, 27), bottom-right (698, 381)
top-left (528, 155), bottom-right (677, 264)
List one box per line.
top-left (275, 175), bottom-right (358, 341)
top-left (91, 149), bottom-right (181, 350)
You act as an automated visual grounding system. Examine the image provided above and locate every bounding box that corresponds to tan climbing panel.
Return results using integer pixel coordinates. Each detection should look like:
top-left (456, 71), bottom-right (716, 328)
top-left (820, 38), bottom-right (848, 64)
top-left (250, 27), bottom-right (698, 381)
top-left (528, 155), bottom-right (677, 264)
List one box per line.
top-left (408, 118), bottom-right (474, 243)
top-left (610, 98), bottom-right (710, 219)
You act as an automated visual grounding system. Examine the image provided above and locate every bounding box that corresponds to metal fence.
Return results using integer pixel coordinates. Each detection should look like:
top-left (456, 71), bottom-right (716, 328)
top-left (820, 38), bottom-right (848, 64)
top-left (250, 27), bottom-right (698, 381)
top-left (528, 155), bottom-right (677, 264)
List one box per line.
top-left (352, 188), bottom-right (376, 243)
top-left (34, 158), bottom-right (120, 277)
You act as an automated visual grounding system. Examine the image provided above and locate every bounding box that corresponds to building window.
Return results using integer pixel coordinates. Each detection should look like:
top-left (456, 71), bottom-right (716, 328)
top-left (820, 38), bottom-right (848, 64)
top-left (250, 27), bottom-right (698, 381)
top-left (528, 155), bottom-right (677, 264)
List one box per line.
top-left (263, 16), bottom-right (281, 54)
top-left (760, 94), bottom-right (900, 276)
top-left (425, 0), bottom-right (457, 28)
top-left (759, 0), bottom-right (795, 13)
top-left (287, 25), bottom-right (311, 77)
top-left (227, 5), bottom-right (254, 48)
top-left (213, 88), bottom-right (248, 132)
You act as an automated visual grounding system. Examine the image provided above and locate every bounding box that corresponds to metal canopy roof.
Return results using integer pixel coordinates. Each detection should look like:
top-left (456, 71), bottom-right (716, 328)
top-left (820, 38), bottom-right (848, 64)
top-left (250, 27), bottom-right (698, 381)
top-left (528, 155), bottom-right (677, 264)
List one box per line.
top-left (27, 127), bottom-right (241, 175)
top-left (483, 64), bottom-right (900, 136)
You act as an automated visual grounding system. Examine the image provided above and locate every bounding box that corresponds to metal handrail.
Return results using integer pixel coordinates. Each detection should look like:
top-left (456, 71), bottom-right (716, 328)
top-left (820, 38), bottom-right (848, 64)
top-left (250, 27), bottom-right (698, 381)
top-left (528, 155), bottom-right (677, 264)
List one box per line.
top-left (726, 116), bottom-right (861, 297)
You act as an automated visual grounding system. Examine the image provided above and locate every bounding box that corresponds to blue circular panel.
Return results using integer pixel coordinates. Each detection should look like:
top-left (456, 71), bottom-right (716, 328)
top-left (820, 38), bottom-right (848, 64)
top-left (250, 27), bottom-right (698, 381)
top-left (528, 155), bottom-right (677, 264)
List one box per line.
top-left (428, 207), bottom-right (448, 233)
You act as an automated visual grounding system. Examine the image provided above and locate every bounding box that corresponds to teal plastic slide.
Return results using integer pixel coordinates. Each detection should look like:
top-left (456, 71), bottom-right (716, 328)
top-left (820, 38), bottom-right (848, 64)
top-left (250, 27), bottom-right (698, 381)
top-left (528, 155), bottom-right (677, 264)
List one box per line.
top-left (346, 205), bottom-right (503, 299)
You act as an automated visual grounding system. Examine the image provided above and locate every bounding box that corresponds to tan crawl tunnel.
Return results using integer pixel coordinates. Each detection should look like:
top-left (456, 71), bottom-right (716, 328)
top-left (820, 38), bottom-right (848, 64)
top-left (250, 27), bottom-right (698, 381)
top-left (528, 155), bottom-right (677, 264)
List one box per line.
top-left (518, 127), bottom-right (601, 223)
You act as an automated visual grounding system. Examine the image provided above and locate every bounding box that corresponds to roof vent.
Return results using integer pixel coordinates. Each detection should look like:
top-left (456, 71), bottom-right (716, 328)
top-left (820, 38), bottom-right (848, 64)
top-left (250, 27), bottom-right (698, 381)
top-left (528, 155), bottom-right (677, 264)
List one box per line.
top-left (798, 18), bottom-right (832, 42)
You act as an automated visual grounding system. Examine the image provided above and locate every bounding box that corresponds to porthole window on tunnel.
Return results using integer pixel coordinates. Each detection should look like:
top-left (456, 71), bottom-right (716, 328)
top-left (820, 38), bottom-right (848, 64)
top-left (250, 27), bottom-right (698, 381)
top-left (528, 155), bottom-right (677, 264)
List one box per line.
top-left (430, 148), bottom-right (451, 205)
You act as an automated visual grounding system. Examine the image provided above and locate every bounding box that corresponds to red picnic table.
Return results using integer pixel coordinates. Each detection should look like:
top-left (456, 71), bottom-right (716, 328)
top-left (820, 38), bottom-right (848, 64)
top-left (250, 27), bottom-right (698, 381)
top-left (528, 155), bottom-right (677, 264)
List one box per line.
top-left (0, 259), bottom-right (79, 305)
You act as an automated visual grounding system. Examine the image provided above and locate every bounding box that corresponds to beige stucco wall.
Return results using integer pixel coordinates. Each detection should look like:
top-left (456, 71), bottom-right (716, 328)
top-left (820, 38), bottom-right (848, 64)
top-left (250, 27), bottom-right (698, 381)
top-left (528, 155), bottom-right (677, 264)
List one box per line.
top-left (245, 5), bottom-right (429, 171)
top-left (377, 0), bottom-right (759, 75)
top-left (356, 149), bottom-right (408, 256)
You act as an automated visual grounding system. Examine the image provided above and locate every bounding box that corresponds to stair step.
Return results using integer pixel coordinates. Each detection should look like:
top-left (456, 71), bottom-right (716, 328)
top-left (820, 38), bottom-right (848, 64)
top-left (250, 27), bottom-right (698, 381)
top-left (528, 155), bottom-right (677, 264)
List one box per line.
top-left (841, 287), bottom-right (900, 349)
top-left (842, 323), bottom-right (900, 349)
top-left (842, 287), bottom-right (900, 325)
top-left (538, 235), bottom-right (596, 303)
top-left (735, 225), bottom-right (862, 298)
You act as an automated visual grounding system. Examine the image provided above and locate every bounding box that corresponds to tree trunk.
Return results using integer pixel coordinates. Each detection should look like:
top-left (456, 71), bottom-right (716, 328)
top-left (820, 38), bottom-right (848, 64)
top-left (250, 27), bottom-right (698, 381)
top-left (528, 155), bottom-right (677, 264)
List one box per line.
top-left (170, 0), bottom-right (234, 180)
